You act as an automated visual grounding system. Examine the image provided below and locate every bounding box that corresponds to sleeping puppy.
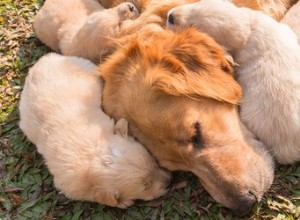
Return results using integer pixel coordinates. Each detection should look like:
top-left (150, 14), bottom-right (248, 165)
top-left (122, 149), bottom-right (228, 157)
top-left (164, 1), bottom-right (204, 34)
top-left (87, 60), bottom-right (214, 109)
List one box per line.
top-left (281, 0), bottom-right (300, 43)
top-left (97, 0), bottom-right (298, 22)
top-left (167, 0), bottom-right (300, 164)
top-left (19, 53), bottom-right (171, 208)
top-left (34, 0), bottom-right (139, 63)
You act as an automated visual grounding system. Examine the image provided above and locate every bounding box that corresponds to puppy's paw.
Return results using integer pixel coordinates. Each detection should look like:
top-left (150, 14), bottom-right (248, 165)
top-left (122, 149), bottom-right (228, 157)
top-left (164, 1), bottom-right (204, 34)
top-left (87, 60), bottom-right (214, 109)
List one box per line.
top-left (117, 3), bottom-right (139, 20)
top-left (116, 200), bottom-right (134, 209)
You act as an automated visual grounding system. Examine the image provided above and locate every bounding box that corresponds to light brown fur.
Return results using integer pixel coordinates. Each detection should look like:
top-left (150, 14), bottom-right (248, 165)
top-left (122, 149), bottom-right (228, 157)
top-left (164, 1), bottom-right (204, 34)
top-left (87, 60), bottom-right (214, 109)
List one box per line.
top-left (19, 53), bottom-right (171, 208)
top-left (99, 28), bottom-right (274, 215)
top-left (281, 0), bottom-right (300, 43)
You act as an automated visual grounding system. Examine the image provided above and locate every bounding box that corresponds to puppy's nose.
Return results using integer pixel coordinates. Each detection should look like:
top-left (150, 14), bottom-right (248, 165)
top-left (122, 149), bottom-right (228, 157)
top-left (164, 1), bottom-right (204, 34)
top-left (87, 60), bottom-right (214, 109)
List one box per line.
top-left (128, 3), bottom-right (135, 12)
top-left (233, 191), bottom-right (257, 216)
top-left (168, 12), bottom-right (175, 25)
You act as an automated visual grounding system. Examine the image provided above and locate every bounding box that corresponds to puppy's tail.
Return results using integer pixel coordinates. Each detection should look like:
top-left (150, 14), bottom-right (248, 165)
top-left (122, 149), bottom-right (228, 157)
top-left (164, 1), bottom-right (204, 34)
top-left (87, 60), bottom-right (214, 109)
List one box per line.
top-left (281, 1), bottom-right (300, 44)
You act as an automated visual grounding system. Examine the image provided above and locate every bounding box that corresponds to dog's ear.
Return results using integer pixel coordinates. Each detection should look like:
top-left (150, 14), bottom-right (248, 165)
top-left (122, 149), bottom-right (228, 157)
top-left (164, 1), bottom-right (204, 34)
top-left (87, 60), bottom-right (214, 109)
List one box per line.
top-left (94, 190), bottom-right (120, 207)
top-left (152, 30), bottom-right (242, 105)
top-left (153, 47), bottom-right (242, 106)
top-left (114, 118), bottom-right (129, 137)
top-left (154, 69), bottom-right (242, 105)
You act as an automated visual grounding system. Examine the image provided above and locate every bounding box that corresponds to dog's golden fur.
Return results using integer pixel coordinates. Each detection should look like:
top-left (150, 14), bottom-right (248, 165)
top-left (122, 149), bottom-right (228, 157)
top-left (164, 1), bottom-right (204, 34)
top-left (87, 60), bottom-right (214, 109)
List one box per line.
top-left (19, 53), bottom-right (171, 208)
top-left (99, 28), bottom-right (274, 214)
top-left (33, 0), bottom-right (139, 63)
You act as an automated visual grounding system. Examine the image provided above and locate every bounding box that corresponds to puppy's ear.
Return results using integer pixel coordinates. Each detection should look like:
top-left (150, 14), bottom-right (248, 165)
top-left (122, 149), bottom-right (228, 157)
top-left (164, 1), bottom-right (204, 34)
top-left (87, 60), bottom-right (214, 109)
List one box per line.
top-left (114, 118), bottom-right (128, 137)
top-left (94, 190), bottom-right (120, 207)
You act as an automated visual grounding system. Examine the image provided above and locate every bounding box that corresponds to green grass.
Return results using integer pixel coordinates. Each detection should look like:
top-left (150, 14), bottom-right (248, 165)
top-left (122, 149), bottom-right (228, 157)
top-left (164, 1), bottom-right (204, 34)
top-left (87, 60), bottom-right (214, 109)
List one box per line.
top-left (0, 0), bottom-right (300, 219)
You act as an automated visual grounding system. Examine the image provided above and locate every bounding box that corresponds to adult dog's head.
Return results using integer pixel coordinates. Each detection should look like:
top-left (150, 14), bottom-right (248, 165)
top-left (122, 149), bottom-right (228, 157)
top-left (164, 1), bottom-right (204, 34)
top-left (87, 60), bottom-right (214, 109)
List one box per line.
top-left (99, 28), bottom-right (274, 216)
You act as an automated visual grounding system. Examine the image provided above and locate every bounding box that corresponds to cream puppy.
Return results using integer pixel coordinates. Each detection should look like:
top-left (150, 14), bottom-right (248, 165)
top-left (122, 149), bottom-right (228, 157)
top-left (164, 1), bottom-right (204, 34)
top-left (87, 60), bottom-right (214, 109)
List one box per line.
top-left (281, 1), bottom-right (300, 44)
top-left (19, 53), bottom-right (171, 208)
top-left (34, 0), bottom-right (139, 63)
top-left (167, 0), bottom-right (300, 164)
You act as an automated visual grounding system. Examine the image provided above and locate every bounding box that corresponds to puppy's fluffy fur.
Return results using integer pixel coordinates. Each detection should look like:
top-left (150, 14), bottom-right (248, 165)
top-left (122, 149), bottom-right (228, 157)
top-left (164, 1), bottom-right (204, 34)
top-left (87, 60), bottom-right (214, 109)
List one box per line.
top-left (167, 0), bottom-right (300, 164)
top-left (281, 0), bottom-right (300, 43)
top-left (33, 0), bottom-right (139, 63)
top-left (19, 53), bottom-right (170, 208)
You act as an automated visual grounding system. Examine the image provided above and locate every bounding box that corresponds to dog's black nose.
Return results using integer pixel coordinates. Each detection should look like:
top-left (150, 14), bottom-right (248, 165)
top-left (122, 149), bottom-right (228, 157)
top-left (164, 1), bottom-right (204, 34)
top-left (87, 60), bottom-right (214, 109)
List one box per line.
top-left (233, 191), bottom-right (257, 217)
top-left (128, 4), bottom-right (135, 12)
top-left (168, 12), bottom-right (175, 25)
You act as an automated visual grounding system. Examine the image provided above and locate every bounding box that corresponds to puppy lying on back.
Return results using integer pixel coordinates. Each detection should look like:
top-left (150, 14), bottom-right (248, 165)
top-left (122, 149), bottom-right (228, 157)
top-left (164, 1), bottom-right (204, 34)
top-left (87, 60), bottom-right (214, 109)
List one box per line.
top-left (19, 53), bottom-right (171, 208)
top-left (281, 0), bottom-right (300, 43)
top-left (34, 0), bottom-right (139, 63)
top-left (167, 0), bottom-right (300, 164)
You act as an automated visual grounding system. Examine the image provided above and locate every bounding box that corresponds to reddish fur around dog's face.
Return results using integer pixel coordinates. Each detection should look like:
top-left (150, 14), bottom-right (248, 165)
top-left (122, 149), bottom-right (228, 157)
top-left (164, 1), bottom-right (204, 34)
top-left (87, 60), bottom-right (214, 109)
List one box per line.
top-left (99, 29), bottom-right (274, 213)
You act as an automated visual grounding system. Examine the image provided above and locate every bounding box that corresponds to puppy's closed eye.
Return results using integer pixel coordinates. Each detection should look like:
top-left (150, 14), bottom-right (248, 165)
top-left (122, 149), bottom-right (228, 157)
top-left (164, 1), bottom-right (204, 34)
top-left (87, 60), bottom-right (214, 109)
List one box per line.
top-left (144, 181), bottom-right (152, 191)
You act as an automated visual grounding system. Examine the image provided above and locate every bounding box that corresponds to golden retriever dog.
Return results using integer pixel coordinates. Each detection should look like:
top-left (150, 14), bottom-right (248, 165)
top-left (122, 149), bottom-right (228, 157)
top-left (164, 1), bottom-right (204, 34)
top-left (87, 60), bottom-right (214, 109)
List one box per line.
top-left (19, 53), bottom-right (171, 208)
top-left (166, 0), bottom-right (300, 164)
top-left (281, 0), bottom-right (300, 43)
top-left (99, 28), bottom-right (274, 216)
top-left (33, 0), bottom-right (139, 63)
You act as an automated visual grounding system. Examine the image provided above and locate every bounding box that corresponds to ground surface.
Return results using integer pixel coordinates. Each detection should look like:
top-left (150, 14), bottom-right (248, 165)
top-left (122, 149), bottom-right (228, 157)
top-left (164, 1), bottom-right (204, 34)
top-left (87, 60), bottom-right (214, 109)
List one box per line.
top-left (0, 0), bottom-right (300, 219)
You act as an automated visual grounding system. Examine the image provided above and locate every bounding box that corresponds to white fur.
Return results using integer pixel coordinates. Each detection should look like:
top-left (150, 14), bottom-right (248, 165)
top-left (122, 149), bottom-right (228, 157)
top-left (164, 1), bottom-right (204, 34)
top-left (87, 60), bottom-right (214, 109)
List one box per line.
top-left (281, 1), bottom-right (300, 44)
top-left (19, 53), bottom-right (170, 207)
top-left (167, 0), bottom-right (300, 164)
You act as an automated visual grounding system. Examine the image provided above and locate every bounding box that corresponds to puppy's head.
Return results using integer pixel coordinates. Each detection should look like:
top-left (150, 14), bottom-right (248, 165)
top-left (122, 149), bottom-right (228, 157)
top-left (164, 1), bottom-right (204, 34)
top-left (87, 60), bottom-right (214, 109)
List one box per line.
top-left (90, 118), bottom-right (171, 208)
top-left (80, 3), bottom-right (139, 63)
top-left (100, 28), bottom-right (274, 215)
top-left (166, 0), bottom-right (252, 52)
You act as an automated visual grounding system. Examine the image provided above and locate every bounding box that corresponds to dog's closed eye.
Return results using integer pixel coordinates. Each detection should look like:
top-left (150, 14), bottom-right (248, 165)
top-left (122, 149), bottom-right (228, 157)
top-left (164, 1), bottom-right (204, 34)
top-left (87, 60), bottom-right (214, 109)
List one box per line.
top-left (190, 122), bottom-right (202, 148)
